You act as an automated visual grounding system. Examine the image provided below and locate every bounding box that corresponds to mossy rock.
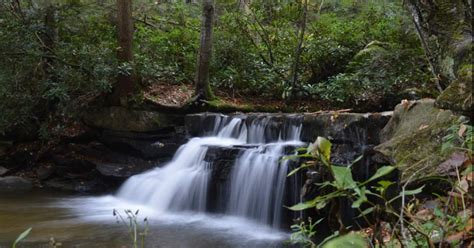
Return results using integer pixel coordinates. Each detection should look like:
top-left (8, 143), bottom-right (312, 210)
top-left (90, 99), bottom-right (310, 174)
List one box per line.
top-left (83, 107), bottom-right (183, 132)
top-left (436, 64), bottom-right (473, 116)
top-left (375, 99), bottom-right (464, 183)
top-left (352, 41), bottom-right (390, 64)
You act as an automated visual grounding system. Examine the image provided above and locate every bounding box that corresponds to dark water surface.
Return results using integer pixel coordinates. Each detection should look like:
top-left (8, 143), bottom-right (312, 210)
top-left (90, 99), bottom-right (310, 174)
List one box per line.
top-left (0, 190), bottom-right (290, 248)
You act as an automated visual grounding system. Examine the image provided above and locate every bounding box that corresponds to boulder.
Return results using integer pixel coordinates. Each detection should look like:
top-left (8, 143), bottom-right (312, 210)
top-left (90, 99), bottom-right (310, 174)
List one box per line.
top-left (375, 99), bottom-right (465, 183)
top-left (84, 106), bottom-right (184, 132)
top-left (436, 64), bottom-right (473, 116)
top-left (0, 176), bottom-right (33, 192)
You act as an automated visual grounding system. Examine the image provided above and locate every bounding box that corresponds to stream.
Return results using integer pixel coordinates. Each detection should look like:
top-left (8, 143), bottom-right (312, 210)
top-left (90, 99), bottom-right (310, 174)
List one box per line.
top-left (0, 190), bottom-right (289, 248)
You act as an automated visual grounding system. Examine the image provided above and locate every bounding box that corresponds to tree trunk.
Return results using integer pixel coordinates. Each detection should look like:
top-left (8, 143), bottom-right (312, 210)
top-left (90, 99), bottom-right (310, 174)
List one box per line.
top-left (109, 0), bottom-right (134, 106)
top-left (42, 3), bottom-right (57, 75)
top-left (194, 0), bottom-right (215, 101)
top-left (405, 0), bottom-right (444, 92)
top-left (289, 0), bottom-right (308, 98)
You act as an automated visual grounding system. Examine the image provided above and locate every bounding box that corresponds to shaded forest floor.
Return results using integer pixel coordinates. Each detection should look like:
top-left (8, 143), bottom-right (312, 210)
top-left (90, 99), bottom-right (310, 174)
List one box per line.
top-left (143, 82), bottom-right (341, 113)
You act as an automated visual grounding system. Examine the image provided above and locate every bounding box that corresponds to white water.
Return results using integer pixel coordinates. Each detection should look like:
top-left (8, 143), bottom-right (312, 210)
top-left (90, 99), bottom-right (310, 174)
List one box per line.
top-left (116, 114), bottom-right (304, 229)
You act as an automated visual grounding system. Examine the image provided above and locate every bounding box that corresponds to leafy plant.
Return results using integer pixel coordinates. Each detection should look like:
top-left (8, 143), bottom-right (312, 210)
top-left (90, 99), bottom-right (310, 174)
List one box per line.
top-left (12, 227), bottom-right (32, 248)
top-left (442, 121), bottom-right (473, 154)
top-left (288, 137), bottom-right (397, 213)
top-left (322, 233), bottom-right (367, 248)
top-left (285, 137), bottom-right (428, 246)
top-left (289, 217), bottom-right (322, 247)
top-left (113, 209), bottom-right (149, 248)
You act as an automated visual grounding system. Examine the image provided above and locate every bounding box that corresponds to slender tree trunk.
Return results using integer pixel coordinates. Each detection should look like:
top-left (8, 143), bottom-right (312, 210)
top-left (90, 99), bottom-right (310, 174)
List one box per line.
top-left (42, 3), bottom-right (56, 75)
top-left (405, 0), bottom-right (444, 92)
top-left (194, 0), bottom-right (215, 101)
top-left (110, 0), bottom-right (134, 105)
top-left (289, 0), bottom-right (308, 97)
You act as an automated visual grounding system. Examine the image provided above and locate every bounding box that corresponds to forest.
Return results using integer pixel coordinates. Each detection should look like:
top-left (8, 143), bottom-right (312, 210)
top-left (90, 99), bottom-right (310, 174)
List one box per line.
top-left (0, 0), bottom-right (472, 247)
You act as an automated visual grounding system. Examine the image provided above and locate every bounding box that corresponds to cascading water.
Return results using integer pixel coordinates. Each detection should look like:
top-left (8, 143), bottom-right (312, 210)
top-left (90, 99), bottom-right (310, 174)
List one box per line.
top-left (227, 142), bottom-right (297, 227)
top-left (116, 114), bottom-right (304, 228)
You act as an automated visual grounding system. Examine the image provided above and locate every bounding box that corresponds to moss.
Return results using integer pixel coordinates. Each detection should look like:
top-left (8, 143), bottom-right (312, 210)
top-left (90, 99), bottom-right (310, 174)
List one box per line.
top-left (205, 99), bottom-right (255, 113)
top-left (352, 41), bottom-right (389, 63)
top-left (375, 99), bottom-right (461, 183)
top-left (436, 63), bottom-right (473, 115)
top-left (83, 107), bottom-right (182, 132)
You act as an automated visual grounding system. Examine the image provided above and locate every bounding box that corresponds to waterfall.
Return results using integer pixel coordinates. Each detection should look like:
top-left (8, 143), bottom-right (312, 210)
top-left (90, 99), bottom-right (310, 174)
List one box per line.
top-left (116, 114), bottom-right (304, 228)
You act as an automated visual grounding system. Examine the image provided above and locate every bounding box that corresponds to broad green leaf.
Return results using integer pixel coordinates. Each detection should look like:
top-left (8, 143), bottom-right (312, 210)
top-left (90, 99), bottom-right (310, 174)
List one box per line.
top-left (356, 207), bottom-right (375, 218)
top-left (316, 137), bottom-right (332, 162)
top-left (12, 227), bottom-right (32, 248)
top-left (282, 153), bottom-right (314, 162)
top-left (295, 147), bottom-right (309, 152)
top-left (332, 165), bottom-right (355, 190)
top-left (316, 200), bottom-right (328, 210)
top-left (364, 166), bottom-right (395, 184)
top-left (322, 233), bottom-right (367, 248)
top-left (388, 185), bottom-right (426, 204)
top-left (378, 180), bottom-right (395, 190)
top-left (401, 185), bottom-right (425, 196)
top-left (287, 199), bottom-right (316, 211)
top-left (351, 187), bottom-right (367, 208)
top-left (287, 163), bottom-right (312, 177)
top-left (348, 155), bottom-right (364, 167)
top-left (318, 231), bottom-right (339, 247)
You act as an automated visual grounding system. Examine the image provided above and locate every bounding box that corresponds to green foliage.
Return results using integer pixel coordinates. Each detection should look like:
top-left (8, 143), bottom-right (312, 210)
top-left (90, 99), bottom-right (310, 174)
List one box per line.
top-left (321, 233), bottom-right (367, 248)
top-left (442, 121), bottom-right (473, 154)
top-left (113, 209), bottom-right (149, 248)
top-left (287, 137), bottom-right (398, 212)
top-left (289, 217), bottom-right (321, 247)
top-left (12, 227), bottom-right (32, 248)
top-left (0, 1), bottom-right (116, 136)
top-left (288, 134), bottom-right (473, 246)
top-left (0, 0), bottom-right (431, 135)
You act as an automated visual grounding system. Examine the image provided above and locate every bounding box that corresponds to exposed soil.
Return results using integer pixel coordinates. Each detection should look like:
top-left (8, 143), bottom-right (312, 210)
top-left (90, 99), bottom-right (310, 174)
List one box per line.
top-left (143, 82), bottom-right (338, 113)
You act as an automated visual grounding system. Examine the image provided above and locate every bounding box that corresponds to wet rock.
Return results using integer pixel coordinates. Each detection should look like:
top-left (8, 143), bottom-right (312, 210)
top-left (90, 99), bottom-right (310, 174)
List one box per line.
top-left (51, 142), bottom-right (159, 178)
top-left (186, 112), bottom-right (391, 145)
top-left (0, 166), bottom-right (8, 176)
top-left (36, 165), bottom-right (55, 180)
top-left (84, 106), bottom-right (184, 132)
top-left (301, 112), bottom-right (392, 144)
top-left (0, 176), bottom-right (33, 192)
top-left (185, 112), bottom-right (227, 137)
top-left (43, 177), bottom-right (106, 193)
top-left (52, 155), bottom-right (97, 179)
top-left (96, 162), bottom-right (155, 178)
top-left (97, 129), bottom-right (184, 159)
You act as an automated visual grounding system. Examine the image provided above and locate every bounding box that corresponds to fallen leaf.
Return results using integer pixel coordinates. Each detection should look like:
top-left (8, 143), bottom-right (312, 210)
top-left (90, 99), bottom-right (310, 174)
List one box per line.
top-left (458, 178), bottom-right (469, 194)
top-left (458, 124), bottom-right (467, 137)
top-left (464, 218), bottom-right (474, 233)
top-left (418, 124), bottom-right (429, 130)
top-left (415, 209), bottom-right (433, 221)
top-left (401, 99), bottom-right (409, 109)
top-left (457, 209), bottom-right (473, 219)
top-left (466, 172), bottom-right (474, 182)
top-left (446, 231), bottom-right (465, 243)
top-left (437, 152), bottom-right (469, 176)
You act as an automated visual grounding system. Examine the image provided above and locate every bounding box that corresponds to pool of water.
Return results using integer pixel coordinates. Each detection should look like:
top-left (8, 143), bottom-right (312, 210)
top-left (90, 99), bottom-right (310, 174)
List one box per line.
top-left (0, 190), bottom-right (290, 248)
